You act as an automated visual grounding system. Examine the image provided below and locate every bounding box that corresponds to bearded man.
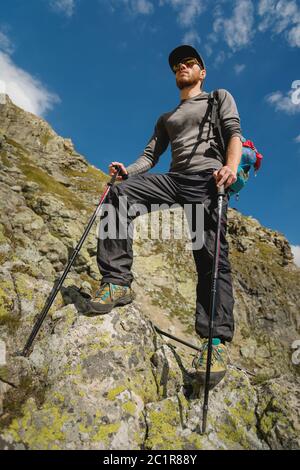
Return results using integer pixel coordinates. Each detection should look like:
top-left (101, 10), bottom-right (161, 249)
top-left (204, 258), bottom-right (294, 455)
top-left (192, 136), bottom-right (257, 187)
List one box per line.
top-left (89, 45), bottom-right (242, 386)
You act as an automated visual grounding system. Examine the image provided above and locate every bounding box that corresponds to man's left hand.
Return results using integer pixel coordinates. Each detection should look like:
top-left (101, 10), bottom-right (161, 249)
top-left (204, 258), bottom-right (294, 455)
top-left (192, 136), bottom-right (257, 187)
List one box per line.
top-left (213, 166), bottom-right (237, 189)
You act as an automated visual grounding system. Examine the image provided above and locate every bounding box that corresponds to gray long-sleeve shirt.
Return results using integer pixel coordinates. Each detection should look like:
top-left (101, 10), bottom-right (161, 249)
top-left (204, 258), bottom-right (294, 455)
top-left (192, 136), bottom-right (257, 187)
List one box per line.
top-left (125, 88), bottom-right (242, 177)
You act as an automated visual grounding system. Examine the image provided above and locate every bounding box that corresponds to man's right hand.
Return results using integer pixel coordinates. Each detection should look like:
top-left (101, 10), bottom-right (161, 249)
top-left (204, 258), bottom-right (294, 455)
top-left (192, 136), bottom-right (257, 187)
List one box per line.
top-left (109, 162), bottom-right (128, 181)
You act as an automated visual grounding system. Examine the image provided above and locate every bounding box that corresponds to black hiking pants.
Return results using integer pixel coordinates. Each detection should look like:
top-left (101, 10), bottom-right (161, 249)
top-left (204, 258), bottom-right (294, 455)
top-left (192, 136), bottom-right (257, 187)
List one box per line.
top-left (96, 169), bottom-right (234, 342)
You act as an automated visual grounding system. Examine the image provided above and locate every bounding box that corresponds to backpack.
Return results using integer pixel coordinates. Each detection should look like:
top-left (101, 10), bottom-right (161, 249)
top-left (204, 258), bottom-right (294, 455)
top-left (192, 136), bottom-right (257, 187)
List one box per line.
top-left (209, 90), bottom-right (263, 199)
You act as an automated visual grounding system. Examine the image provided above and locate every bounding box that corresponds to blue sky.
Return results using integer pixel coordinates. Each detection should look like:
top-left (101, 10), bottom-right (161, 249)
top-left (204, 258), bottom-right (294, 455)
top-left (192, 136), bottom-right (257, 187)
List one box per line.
top-left (0, 0), bottom-right (300, 262)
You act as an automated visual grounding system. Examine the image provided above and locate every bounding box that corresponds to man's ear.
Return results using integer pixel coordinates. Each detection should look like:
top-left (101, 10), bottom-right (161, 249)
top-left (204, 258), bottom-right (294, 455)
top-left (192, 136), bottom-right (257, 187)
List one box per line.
top-left (200, 68), bottom-right (206, 81)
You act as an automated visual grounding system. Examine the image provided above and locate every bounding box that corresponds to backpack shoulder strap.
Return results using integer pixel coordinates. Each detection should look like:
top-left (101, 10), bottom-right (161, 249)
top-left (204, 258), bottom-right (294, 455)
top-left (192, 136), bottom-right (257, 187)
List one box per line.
top-left (209, 90), bottom-right (219, 127)
top-left (209, 89), bottom-right (226, 154)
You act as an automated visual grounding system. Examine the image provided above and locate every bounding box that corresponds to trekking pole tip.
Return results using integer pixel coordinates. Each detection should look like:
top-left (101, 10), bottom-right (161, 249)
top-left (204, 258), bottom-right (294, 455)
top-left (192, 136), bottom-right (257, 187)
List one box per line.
top-left (13, 349), bottom-right (29, 358)
top-left (201, 415), bottom-right (207, 435)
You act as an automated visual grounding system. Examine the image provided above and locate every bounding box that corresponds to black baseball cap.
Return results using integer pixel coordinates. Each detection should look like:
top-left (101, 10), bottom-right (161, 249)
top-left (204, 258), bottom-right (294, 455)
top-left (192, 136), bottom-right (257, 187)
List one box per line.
top-left (168, 45), bottom-right (206, 72)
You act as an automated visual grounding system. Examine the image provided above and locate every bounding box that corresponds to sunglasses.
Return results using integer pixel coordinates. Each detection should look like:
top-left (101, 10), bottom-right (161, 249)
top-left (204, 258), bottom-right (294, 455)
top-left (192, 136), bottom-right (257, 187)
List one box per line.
top-left (172, 57), bottom-right (201, 73)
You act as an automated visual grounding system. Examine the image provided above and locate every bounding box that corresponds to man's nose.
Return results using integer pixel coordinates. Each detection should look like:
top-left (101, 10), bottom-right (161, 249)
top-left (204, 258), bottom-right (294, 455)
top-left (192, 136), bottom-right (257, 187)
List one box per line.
top-left (178, 62), bottom-right (188, 71)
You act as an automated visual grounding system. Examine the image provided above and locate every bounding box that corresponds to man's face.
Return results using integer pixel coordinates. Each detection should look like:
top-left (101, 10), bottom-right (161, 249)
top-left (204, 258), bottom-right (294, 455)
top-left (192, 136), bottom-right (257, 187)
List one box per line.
top-left (175, 57), bottom-right (205, 90)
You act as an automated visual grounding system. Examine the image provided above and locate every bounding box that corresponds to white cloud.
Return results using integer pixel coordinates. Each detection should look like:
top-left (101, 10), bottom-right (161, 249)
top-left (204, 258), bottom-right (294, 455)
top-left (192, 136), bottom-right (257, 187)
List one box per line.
top-left (266, 90), bottom-right (300, 114)
top-left (50, 0), bottom-right (76, 17)
top-left (103, 0), bottom-right (153, 16)
top-left (213, 0), bottom-right (255, 51)
top-left (213, 50), bottom-right (226, 68)
top-left (101, 0), bottom-right (300, 59)
top-left (182, 29), bottom-right (201, 46)
top-left (204, 31), bottom-right (218, 57)
top-left (234, 63), bottom-right (246, 75)
top-left (291, 245), bottom-right (300, 267)
top-left (133, 0), bottom-right (153, 14)
top-left (258, 0), bottom-right (299, 33)
top-left (288, 23), bottom-right (300, 46)
top-left (0, 30), bottom-right (59, 116)
top-left (204, 43), bottom-right (213, 57)
top-left (160, 0), bottom-right (206, 27)
top-left (0, 51), bottom-right (60, 116)
top-left (258, 0), bottom-right (300, 47)
top-left (294, 134), bottom-right (300, 143)
top-left (0, 30), bottom-right (14, 55)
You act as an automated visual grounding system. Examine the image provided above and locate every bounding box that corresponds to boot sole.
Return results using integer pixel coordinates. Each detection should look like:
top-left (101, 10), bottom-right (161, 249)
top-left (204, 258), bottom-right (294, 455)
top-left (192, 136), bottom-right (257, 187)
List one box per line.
top-left (194, 370), bottom-right (226, 389)
top-left (86, 294), bottom-right (133, 314)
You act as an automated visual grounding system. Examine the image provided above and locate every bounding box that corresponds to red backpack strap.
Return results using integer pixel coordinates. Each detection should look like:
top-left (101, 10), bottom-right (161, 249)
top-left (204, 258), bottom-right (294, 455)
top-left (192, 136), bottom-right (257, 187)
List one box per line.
top-left (243, 139), bottom-right (263, 171)
top-left (254, 152), bottom-right (263, 171)
top-left (243, 139), bottom-right (255, 150)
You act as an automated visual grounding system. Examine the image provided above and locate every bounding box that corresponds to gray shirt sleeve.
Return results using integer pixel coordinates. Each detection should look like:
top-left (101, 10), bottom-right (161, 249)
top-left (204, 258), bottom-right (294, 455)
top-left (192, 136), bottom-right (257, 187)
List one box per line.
top-left (125, 115), bottom-right (169, 177)
top-left (218, 89), bottom-right (242, 143)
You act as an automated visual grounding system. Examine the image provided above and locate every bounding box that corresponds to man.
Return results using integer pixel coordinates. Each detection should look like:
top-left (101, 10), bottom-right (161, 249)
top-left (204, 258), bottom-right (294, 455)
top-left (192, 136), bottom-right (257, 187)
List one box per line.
top-left (89, 45), bottom-right (242, 386)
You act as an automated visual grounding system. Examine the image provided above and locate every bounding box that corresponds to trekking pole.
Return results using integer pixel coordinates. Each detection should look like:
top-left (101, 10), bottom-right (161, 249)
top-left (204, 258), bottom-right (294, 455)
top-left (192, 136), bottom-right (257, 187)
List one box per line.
top-left (201, 184), bottom-right (225, 434)
top-left (153, 325), bottom-right (201, 352)
top-left (18, 165), bottom-right (123, 357)
top-left (153, 324), bottom-right (255, 377)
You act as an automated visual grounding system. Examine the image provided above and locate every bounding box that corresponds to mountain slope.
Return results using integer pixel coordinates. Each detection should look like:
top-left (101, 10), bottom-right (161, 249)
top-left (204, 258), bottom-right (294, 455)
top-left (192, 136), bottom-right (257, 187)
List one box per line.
top-left (0, 96), bottom-right (299, 449)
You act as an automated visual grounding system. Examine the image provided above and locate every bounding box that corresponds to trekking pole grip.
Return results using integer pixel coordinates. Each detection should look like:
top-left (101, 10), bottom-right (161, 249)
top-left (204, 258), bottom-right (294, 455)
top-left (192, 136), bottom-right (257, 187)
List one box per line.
top-left (217, 184), bottom-right (225, 196)
top-left (108, 165), bottom-right (121, 186)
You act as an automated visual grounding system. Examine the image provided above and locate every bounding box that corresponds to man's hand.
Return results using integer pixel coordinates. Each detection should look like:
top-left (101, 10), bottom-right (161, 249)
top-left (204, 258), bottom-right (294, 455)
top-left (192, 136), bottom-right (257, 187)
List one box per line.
top-left (214, 135), bottom-right (242, 189)
top-left (109, 162), bottom-right (128, 181)
top-left (213, 165), bottom-right (237, 189)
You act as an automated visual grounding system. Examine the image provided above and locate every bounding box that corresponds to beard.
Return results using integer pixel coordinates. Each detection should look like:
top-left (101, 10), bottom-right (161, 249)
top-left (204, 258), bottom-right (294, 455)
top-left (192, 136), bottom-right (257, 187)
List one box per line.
top-left (176, 71), bottom-right (201, 90)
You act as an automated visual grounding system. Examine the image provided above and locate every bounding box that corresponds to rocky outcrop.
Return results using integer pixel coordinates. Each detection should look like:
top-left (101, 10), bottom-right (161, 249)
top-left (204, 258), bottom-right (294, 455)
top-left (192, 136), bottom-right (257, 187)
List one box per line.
top-left (0, 95), bottom-right (299, 449)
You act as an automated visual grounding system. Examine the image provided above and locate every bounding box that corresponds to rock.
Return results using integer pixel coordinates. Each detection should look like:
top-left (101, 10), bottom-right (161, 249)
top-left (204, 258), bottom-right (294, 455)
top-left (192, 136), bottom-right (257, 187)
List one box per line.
top-left (29, 346), bottom-right (45, 371)
top-left (5, 166), bottom-right (22, 174)
top-left (29, 194), bottom-right (65, 217)
top-left (63, 138), bottom-right (74, 153)
top-left (256, 377), bottom-right (300, 449)
top-left (11, 186), bottom-right (22, 192)
top-left (0, 94), bottom-right (299, 450)
top-left (48, 170), bottom-right (71, 187)
top-left (10, 207), bottom-right (44, 237)
top-left (22, 181), bottom-right (40, 193)
top-left (38, 232), bottom-right (68, 265)
top-left (240, 338), bottom-right (257, 359)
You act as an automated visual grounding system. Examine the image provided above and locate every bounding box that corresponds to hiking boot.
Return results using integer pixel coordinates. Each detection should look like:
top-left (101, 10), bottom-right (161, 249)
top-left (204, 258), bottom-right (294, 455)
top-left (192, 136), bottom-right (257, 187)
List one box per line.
top-left (192, 338), bottom-right (227, 388)
top-left (87, 282), bottom-right (133, 314)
